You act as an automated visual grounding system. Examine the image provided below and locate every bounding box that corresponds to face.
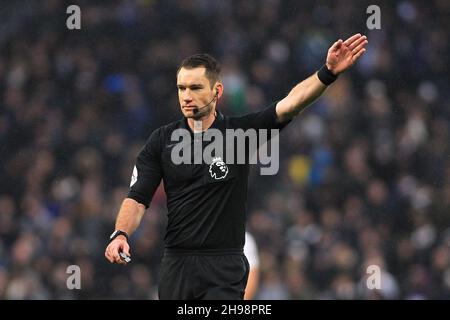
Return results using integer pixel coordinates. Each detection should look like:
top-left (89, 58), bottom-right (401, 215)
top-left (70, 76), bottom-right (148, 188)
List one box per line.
top-left (215, 161), bottom-right (226, 172)
top-left (177, 67), bottom-right (219, 119)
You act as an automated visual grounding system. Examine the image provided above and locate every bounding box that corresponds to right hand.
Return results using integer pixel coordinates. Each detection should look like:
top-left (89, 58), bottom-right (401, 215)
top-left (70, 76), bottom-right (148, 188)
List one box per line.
top-left (105, 235), bottom-right (131, 265)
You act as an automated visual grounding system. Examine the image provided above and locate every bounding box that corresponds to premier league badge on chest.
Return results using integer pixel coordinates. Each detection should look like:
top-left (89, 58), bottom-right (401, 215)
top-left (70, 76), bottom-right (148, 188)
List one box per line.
top-left (209, 157), bottom-right (228, 180)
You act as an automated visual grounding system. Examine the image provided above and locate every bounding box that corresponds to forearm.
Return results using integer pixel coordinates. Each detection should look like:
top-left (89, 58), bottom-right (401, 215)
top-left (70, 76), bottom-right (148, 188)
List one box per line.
top-left (275, 33), bottom-right (368, 123)
top-left (115, 198), bottom-right (146, 236)
top-left (276, 72), bottom-right (327, 122)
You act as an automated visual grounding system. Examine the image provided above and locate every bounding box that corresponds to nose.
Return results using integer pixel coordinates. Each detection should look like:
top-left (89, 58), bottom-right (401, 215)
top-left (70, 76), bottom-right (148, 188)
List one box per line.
top-left (181, 89), bottom-right (192, 102)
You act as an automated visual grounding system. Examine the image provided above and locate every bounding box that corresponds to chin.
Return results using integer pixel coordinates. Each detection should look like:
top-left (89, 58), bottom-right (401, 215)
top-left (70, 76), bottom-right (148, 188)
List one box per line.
top-left (185, 109), bottom-right (212, 120)
top-left (183, 111), bottom-right (198, 119)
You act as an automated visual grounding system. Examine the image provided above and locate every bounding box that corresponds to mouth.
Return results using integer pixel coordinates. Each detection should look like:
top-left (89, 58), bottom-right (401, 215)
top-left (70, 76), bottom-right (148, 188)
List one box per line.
top-left (183, 106), bottom-right (197, 112)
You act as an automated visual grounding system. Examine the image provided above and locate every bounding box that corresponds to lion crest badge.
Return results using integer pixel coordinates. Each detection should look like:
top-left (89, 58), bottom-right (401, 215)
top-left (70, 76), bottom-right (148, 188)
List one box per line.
top-left (209, 156), bottom-right (229, 180)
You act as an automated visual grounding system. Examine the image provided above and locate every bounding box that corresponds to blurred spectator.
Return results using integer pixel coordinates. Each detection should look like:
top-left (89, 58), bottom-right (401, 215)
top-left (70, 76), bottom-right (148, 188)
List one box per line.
top-left (1, 0), bottom-right (449, 299)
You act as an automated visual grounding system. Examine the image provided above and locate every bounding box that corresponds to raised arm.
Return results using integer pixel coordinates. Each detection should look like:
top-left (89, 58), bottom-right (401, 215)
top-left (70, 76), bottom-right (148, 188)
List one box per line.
top-left (276, 33), bottom-right (368, 122)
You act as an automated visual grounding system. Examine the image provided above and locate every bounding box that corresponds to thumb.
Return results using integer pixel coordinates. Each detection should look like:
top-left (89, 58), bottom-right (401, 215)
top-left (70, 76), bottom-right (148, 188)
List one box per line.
top-left (123, 243), bottom-right (131, 257)
top-left (331, 39), bottom-right (343, 51)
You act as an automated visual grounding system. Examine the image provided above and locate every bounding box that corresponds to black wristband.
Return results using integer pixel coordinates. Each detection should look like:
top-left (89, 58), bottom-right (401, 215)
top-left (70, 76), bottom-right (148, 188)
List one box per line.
top-left (109, 230), bottom-right (129, 243)
top-left (317, 64), bottom-right (338, 85)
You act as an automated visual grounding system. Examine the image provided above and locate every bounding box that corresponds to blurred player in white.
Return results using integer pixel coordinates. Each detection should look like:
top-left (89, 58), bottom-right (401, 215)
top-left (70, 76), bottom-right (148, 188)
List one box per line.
top-left (244, 232), bottom-right (260, 300)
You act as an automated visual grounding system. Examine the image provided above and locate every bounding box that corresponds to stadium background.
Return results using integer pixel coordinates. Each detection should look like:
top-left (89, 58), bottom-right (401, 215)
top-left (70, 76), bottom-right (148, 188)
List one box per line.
top-left (0, 0), bottom-right (449, 299)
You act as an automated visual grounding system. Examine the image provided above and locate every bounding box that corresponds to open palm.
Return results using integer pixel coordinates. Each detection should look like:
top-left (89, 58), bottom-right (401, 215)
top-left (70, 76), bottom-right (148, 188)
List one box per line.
top-left (326, 33), bottom-right (368, 75)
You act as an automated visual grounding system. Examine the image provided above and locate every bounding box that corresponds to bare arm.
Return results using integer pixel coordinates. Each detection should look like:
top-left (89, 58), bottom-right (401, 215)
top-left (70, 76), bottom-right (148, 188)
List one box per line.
top-left (105, 198), bottom-right (146, 265)
top-left (276, 33), bottom-right (368, 122)
top-left (115, 198), bottom-right (146, 235)
top-left (275, 74), bottom-right (327, 122)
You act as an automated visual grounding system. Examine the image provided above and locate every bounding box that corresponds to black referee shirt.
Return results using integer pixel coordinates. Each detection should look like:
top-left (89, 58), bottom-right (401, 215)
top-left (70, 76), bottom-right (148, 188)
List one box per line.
top-left (127, 103), bottom-right (290, 250)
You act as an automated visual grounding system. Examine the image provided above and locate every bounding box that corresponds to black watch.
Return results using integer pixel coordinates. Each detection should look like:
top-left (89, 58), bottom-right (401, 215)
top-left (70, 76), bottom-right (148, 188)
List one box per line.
top-left (109, 230), bottom-right (129, 243)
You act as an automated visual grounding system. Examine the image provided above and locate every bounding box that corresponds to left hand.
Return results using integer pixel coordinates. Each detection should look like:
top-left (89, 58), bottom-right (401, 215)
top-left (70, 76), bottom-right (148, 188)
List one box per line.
top-left (326, 33), bottom-right (368, 75)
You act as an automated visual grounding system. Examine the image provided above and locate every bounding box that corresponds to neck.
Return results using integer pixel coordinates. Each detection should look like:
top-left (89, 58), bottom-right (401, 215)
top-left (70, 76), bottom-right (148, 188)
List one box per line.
top-left (187, 111), bottom-right (216, 132)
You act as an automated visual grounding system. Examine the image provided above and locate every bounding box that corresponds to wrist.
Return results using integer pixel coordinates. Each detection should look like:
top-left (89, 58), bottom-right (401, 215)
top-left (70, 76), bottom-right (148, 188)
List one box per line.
top-left (325, 63), bottom-right (337, 76)
top-left (115, 235), bottom-right (127, 242)
top-left (317, 64), bottom-right (338, 85)
top-left (109, 230), bottom-right (129, 243)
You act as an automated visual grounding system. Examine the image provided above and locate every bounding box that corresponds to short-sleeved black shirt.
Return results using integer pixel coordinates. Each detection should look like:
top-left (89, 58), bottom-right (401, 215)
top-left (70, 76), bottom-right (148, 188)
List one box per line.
top-left (127, 103), bottom-right (290, 250)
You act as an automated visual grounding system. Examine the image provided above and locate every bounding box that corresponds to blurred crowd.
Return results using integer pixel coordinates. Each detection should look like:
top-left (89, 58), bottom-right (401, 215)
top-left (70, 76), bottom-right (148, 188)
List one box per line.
top-left (1, 0), bottom-right (449, 299)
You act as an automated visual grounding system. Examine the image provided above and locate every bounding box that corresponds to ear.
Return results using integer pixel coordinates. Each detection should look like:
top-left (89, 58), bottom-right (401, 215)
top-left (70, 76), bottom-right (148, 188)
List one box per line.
top-left (215, 83), bottom-right (224, 99)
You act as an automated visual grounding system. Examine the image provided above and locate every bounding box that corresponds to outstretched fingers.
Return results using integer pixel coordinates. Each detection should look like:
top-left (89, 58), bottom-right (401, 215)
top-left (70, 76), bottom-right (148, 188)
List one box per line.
top-left (344, 33), bottom-right (362, 46)
top-left (352, 48), bottom-right (367, 62)
top-left (352, 38), bottom-right (368, 56)
top-left (348, 35), bottom-right (367, 51)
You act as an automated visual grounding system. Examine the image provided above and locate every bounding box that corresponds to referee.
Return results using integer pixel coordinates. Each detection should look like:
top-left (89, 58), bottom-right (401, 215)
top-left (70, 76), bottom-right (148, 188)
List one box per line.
top-left (105, 34), bottom-right (368, 300)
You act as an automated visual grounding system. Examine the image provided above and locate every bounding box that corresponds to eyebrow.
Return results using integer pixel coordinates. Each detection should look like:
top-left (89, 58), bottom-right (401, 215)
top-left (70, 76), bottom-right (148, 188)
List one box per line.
top-left (177, 83), bottom-right (204, 89)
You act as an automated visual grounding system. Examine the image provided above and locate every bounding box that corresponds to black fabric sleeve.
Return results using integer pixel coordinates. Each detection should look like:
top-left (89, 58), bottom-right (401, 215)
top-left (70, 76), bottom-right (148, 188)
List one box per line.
top-left (127, 128), bottom-right (163, 208)
top-left (230, 101), bottom-right (291, 131)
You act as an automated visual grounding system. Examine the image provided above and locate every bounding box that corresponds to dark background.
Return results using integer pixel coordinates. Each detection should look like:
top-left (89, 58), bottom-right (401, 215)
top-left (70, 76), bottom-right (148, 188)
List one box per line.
top-left (0, 0), bottom-right (449, 299)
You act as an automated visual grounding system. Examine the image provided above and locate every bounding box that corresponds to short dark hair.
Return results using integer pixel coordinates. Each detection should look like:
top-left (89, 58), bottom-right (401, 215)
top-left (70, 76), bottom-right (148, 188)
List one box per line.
top-left (177, 53), bottom-right (221, 87)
